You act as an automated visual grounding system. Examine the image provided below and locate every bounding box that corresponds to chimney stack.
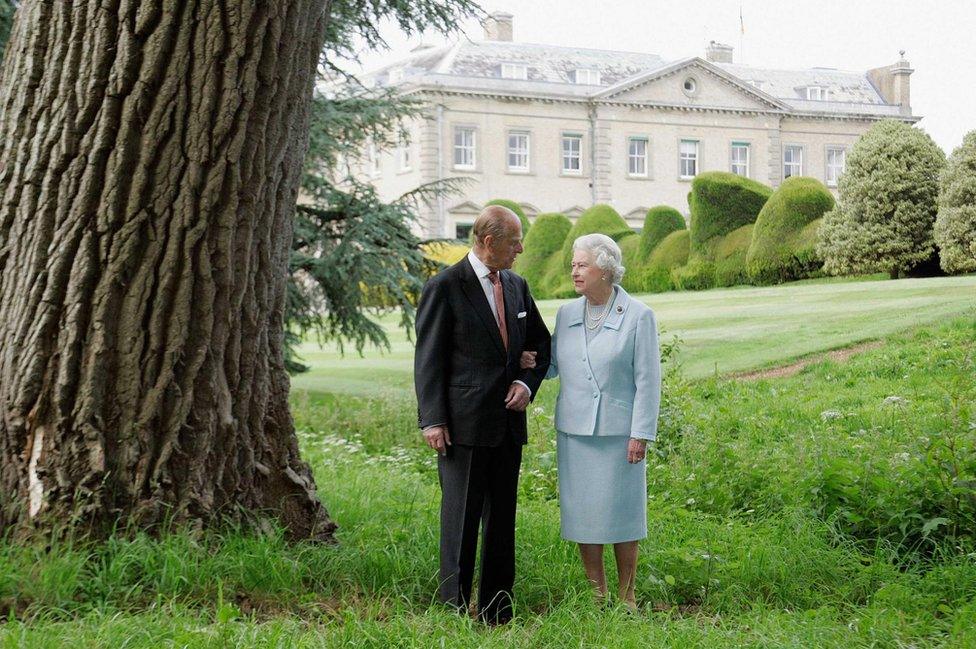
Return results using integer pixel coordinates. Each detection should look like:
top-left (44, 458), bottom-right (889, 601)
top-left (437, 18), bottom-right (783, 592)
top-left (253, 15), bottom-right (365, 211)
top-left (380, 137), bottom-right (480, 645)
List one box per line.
top-left (483, 12), bottom-right (514, 42)
top-left (705, 41), bottom-right (734, 63)
top-left (868, 51), bottom-right (913, 116)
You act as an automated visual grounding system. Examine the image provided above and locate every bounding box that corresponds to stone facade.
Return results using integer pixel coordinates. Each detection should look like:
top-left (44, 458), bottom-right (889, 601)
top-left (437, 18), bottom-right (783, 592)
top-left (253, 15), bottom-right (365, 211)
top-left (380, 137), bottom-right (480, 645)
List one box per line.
top-left (352, 14), bottom-right (918, 238)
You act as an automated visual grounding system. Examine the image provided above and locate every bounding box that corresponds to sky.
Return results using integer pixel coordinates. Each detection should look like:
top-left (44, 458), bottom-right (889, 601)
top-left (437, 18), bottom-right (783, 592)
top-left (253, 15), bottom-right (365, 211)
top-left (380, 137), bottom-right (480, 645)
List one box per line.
top-left (348, 0), bottom-right (976, 153)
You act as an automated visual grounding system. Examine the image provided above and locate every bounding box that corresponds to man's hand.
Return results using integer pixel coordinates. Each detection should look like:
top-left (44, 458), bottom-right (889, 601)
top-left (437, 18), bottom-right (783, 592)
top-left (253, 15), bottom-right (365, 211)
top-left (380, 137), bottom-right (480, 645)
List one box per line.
top-left (423, 426), bottom-right (451, 455)
top-left (627, 438), bottom-right (647, 464)
top-left (504, 382), bottom-right (530, 411)
top-left (519, 351), bottom-right (537, 369)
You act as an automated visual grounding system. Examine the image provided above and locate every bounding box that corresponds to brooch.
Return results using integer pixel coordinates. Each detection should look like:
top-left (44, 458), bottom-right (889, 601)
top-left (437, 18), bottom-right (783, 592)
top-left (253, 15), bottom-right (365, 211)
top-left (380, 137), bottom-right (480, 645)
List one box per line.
top-left (616, 305), bottom-right (623, 313)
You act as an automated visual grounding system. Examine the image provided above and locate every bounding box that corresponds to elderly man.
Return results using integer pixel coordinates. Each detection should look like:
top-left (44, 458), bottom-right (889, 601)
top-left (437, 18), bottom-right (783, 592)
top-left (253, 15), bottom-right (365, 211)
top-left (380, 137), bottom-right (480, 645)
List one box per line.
top-left (414, 205), bottom-right (551, 624)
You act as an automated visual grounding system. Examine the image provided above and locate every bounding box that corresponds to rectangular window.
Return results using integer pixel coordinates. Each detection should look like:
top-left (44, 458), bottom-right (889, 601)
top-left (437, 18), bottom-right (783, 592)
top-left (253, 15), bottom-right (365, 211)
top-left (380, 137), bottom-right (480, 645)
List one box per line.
top-left (679, 139), bottom-right (699, 179)
top-left (574, 68), bottom-right (601, 85)
top-left (805, 86), bottom-right (831, 101)
top-left (628, 137), bottom-right (649, 177)
top-left (455, 223), bottom-right (473, 241)
top-left (367, 141), bottom-right (380, 177)
top-left (453, 127), bottom-right (475, 169)
top-left (500, 63), bottom-right (528, 80)
top-left (826, 147), bottom-right (846, 186)
top-left (561, 134), bottom-right (582, 174)
top-left (784, 145), bottom-right (803, 178)
top-left (397, 138), bottom-right (412, 171)
top-left (730, 142), bottom-right (750, 177)
top-left (507, 131), bottom-right (530, 172)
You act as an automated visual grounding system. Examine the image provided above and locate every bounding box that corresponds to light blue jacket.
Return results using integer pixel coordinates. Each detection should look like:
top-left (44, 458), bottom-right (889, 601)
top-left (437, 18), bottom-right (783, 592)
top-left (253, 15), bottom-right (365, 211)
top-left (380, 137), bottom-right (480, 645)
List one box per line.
top-left (547, 286), bottom-right (661, 441)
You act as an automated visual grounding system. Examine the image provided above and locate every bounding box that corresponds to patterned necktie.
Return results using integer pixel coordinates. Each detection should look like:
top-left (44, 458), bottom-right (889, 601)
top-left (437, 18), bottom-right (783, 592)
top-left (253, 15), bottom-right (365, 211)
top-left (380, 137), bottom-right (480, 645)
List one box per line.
top-left (487, 271), bottom-right (509, 351)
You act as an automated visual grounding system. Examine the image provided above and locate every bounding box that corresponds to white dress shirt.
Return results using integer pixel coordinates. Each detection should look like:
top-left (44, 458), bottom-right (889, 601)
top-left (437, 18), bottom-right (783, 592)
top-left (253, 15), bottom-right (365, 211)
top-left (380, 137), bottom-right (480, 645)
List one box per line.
top-left (466, 250), bottom-right (532, 398)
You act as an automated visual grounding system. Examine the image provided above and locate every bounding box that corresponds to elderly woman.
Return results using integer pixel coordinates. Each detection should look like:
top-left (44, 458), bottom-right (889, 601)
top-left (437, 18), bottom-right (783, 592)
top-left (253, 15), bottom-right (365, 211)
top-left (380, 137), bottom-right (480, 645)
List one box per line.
top-left (524, 233), bottom-right (660, 608)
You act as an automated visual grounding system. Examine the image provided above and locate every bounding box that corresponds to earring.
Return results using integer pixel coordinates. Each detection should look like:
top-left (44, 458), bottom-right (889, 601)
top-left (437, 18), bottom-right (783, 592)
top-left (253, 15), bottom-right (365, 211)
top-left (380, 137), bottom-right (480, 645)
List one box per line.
top-left (602, 275), bottom-right (607, 281)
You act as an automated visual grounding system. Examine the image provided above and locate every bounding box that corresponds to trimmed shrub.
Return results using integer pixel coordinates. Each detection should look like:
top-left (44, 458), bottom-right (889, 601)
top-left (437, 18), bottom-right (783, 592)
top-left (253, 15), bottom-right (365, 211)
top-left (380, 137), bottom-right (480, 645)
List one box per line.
top-left (558, 204), bottom-right (634, 268)
top-left (648, 229), bottom-right (691, 270)
top-left (618, 234), bottom-right (643, 293)
top-left (671, 259), bottom-right (715, 291)
top-left (513, 212), bottom-right (571, 295)
top-left (639, 205), bottom-right (686, 261)
top-left (818, 120), bottom-right (946, 279)
top-left (934, 130), bottom-right (976, 273)
top-left (484, 198), bottom-right (531, 236)
top-left (747, 177), bottom-right (835, 284)
top-left (689, 172), bottom-right (773, 254)
top-left (713, 224), bottom-right (753, 287)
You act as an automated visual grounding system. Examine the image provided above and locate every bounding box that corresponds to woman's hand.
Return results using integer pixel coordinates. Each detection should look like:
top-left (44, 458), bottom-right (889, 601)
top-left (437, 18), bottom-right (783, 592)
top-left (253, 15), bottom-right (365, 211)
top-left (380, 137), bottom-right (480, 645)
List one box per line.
top-left (627, 438), bottom-right (647, 464)
top-left (519, 350), bottom-right (537, 369)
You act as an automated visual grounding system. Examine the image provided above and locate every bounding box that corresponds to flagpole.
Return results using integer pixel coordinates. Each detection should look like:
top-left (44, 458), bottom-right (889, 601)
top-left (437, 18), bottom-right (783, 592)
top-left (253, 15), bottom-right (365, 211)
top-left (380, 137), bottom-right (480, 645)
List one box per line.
top-left (739, 3), bottom-right (744, 63)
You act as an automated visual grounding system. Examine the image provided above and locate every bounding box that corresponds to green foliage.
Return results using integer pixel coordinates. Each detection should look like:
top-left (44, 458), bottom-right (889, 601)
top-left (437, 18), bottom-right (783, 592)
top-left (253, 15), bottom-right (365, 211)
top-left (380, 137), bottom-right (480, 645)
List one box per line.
top-left (10, 317), bottom-right (976, 644)
top-left (484, 198), bottom-right (531, 237)
top-left (818, 120), bottom-right (947, 279)
top-left (639, 205), bottom-right (686, 261)
top-left (649, 229), bottom-right (691, 269)
top-left (934, 130), bottom-right (976, 273)
top-left (689, 172), bottom-right (773, 254)
top-left (617, 234), bottom-right (642, 293)
top-left (747, 177), bottom-right (835, 284)
top-left (559, 204), bottom-right (634, 267)
top-left (713, 224), bottom-right (753, 287)
top-left (671, 259), bottom-right (716, 291)
top-left (514, 212), bottom-right (572, 295)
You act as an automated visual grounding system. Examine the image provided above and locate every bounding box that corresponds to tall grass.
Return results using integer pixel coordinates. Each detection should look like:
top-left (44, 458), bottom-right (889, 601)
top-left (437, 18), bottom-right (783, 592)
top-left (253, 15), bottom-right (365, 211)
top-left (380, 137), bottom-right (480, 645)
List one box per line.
top-left (2, 316), bottom-right (975, 647)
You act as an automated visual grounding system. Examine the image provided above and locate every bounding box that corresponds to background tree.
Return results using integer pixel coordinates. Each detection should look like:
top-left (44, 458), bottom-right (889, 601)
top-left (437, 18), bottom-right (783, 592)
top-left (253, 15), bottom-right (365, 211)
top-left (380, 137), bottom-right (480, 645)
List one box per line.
top-left (0, 0), bottom-right (476, 540)
top-left (818, 120), bottom-right (946, 279)
top-left (933, 130), bottom-right (976, 274)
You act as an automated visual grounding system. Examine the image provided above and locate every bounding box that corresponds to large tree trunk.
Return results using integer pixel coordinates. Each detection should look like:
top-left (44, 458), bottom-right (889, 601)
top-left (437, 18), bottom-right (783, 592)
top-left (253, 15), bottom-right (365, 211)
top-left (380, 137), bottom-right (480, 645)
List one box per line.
top-left (0, 0), bottom-right (336, 541)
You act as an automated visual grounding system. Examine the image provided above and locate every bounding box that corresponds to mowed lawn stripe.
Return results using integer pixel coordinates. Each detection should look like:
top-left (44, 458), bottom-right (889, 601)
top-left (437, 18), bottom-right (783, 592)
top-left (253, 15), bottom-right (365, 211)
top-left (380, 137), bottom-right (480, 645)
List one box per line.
top-left (292, 275), bottom-right (976, 397)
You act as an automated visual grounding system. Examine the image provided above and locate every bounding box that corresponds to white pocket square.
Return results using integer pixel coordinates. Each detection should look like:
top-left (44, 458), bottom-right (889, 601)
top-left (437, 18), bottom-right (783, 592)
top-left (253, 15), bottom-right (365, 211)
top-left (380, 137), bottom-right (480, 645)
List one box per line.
top-left (517, 311), bottom-right (527, 318)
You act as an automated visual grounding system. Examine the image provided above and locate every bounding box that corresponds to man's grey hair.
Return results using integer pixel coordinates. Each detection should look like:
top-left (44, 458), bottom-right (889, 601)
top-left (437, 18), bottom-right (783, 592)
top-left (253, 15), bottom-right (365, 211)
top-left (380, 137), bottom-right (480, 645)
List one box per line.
top-left (572, 233), bottom-right (625, 284)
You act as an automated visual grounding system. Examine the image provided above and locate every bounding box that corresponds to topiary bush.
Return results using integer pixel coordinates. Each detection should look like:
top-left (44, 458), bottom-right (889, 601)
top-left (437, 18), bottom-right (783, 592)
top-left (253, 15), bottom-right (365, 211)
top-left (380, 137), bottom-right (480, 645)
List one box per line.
top-left (817, 120), bottom-right (947, 279)
top-left (639, 205), bottom-right (686, 261)
top-left (484, 198), bottom-right (531, 237)
top-left (934, 130), bottom-right (976, 274)
top-left (747, 177), bottom-right (835, 284)
top-left (636, 229), bottom-right (691, 292)
top-left (557, 203), bottom-right (634, 268)
top-left (618, 233), bottom-right (644, 293)
top-left (671, 259), bottom-right (715, 291)
top-left (513, 212), bottom-right (571, 295)
top-left (689, 172), bottom-right (773, 255)
top-left (713, 224), bottom-right (753, 287)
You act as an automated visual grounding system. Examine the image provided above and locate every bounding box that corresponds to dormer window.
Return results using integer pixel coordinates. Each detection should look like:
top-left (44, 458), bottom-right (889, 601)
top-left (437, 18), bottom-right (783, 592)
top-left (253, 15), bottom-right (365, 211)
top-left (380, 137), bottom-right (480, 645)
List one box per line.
top-left (500, 63), bottom-right (528, 80)
top-left (804, 86), bottom-right (830, 101)
top-left (573, 68), bottom-right (601, 85)
top-left (747, 79), bottom-right (767, 92)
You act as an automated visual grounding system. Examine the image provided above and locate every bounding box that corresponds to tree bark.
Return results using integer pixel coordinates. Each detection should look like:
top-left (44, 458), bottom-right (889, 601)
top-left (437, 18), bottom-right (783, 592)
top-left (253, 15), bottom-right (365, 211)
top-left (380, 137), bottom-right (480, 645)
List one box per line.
top-left (0, 0), bottom-right (335, 541)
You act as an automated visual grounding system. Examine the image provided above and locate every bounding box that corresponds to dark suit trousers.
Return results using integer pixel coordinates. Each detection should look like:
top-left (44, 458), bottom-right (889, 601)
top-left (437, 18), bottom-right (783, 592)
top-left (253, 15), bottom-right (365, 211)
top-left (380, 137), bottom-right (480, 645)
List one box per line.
top-left (437, 438), bottom-right (522, 623)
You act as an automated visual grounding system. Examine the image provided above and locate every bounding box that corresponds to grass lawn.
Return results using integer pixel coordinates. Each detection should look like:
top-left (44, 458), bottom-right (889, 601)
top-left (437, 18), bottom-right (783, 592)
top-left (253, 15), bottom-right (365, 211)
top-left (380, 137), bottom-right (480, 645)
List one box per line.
top-left (2, 279), bottom-right (975, 647)
top-left (290, 274), bottom-right (976, 398)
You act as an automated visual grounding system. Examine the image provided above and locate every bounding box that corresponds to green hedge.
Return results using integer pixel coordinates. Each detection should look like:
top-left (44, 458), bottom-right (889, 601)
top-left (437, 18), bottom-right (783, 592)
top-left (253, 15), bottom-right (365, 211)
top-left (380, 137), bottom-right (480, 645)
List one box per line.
top-left (559, 204), bottom-right (634, 268)
top-left (638, 229), bottom-right (690, 292)
top-left (746, 177), bottom-right (834, 284)
top-left (713, 224), bottom-right (754, 287)
top-left (513, 212), bottom-right (571, 295)
top-left (671, 259), bottom-right (715, 291)
top-left (689, 172), bottom-right (773, 254)
top-left (618, 234), bottom-right (643, 293)
top-left (484, 198), bottom-right (531, 237)
top-left (639, 205), bottom-right (686, 261)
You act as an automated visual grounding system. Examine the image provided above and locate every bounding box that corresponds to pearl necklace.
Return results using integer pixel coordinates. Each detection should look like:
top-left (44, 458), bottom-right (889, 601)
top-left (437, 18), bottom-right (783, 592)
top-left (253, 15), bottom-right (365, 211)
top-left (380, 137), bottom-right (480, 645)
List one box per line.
top-left (585, 298), bottom-right (611, 330)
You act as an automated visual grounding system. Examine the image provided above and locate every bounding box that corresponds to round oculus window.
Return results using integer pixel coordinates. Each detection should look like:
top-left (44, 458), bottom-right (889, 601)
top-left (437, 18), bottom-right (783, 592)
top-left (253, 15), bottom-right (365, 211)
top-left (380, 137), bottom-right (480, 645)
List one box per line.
top-left (682, 77), bottom-right (698, 95)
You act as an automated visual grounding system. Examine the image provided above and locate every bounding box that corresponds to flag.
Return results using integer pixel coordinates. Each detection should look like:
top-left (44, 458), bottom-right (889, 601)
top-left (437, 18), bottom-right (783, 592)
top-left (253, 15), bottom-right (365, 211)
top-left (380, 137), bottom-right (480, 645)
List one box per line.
top-left (740, 5), bottom-right (745, 35)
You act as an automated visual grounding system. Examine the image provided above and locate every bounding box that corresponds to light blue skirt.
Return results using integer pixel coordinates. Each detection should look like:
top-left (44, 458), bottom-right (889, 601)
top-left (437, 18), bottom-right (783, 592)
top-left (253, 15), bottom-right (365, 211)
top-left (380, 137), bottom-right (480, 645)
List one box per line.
top-left (557, 432), bottom-right (647, 544)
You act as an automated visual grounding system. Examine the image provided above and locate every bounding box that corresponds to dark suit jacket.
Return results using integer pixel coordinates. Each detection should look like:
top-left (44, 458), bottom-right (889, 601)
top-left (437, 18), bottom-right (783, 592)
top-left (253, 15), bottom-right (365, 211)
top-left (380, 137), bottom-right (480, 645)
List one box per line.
top-left (414, 256), bottom-right (552, 446)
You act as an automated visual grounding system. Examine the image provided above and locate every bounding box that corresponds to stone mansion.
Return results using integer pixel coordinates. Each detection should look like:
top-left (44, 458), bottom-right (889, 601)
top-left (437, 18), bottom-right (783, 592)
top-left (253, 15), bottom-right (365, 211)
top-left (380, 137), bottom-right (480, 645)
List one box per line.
top-left (353, 12), bottom-right (918, 239)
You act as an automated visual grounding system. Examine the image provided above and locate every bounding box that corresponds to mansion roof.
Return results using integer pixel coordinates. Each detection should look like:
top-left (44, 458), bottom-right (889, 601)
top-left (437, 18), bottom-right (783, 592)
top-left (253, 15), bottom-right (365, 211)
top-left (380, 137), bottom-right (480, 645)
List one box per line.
top-left (364, 39), bottom-right (910, 119)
